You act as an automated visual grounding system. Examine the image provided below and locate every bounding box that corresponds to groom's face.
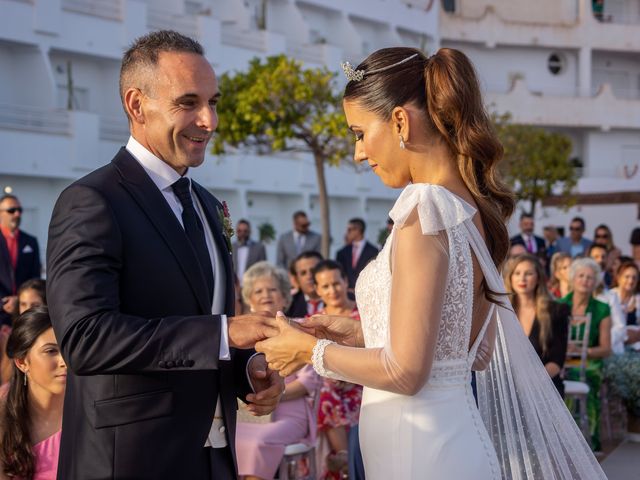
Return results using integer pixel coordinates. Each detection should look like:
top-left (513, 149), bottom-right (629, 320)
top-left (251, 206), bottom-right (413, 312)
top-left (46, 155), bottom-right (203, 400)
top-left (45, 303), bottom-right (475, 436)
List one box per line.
top-left (137, 51), bottom-right (220, 174)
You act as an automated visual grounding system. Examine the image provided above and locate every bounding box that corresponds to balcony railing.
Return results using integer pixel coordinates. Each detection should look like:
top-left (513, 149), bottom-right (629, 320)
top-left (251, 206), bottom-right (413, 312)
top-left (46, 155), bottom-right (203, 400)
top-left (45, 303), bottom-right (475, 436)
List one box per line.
top-left (99, 115), bottom-right (129, 143)
top-left (61, 0), bottom-right (123, 21)
top-left (286, 43), bottom-right (325, 65)
top-left (0, 104), bottom-right (71, 136)
top-left (147, 8), bottom-right (199, 38)
top-left (221, 24), bottom-right (267, 52)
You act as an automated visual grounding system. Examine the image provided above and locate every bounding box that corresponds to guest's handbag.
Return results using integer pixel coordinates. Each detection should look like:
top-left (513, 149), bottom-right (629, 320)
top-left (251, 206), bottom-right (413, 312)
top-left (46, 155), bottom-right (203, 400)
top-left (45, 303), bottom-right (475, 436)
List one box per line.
top-left (236, 399), bottom-right (272, 424)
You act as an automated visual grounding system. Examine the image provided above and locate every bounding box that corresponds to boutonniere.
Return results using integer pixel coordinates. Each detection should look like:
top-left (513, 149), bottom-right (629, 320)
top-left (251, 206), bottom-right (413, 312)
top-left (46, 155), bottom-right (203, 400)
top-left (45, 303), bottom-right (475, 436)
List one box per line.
top-left (217, 201), bottom-right (234, 253)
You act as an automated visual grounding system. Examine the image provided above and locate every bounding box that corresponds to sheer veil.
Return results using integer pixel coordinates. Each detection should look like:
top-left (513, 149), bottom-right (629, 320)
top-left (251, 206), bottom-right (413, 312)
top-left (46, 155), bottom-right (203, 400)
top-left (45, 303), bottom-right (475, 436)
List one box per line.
top-left (465, 221), bottom-right (606, 479)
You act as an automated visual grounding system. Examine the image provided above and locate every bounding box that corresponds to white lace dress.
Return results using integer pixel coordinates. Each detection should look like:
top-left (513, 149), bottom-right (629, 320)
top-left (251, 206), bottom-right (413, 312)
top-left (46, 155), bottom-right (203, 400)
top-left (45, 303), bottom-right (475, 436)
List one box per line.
top-left (354, 184), bottom-right (500, 479)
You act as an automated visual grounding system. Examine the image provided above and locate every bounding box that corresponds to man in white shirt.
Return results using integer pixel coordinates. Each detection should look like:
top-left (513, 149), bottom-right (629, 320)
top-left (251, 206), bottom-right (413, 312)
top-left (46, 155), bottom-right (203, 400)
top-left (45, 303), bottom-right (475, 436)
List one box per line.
top-left (510, 212), bottom-right (546, 261)
top-left (276, 211), bottom-right (322, 269)
top-left (46, 31), bottom-right (283, 480)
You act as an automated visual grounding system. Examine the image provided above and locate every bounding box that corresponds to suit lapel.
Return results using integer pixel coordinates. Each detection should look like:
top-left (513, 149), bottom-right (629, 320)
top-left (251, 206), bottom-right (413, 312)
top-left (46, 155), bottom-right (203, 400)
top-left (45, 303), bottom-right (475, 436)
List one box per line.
top-left (192, 183), bottom-right (235, 315)
top-left (112, 149), bottom-right (211, 314)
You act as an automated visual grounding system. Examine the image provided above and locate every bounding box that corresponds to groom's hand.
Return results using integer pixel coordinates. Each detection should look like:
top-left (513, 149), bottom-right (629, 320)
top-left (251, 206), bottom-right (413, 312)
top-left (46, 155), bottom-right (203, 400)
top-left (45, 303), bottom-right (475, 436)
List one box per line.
top-left (245, 353), bottom-right (284, 416)
top-left (228, 313), bottom-right (279, 349)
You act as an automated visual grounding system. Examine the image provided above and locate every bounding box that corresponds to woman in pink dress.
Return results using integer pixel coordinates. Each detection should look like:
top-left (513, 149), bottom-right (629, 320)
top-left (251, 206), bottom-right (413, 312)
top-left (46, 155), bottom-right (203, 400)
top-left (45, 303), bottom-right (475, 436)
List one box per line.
top-left (312, 260), bottom-right (362, 479)
top-left (236, 262), bottom-right (322, 480)
top-left (0, 305), bottom-right (65, 480)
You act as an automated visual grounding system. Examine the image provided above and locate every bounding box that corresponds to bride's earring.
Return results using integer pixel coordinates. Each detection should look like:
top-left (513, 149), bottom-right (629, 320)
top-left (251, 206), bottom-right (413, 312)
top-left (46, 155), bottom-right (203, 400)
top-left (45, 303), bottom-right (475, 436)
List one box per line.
top-left (399, 135), bottom-right (405, 150)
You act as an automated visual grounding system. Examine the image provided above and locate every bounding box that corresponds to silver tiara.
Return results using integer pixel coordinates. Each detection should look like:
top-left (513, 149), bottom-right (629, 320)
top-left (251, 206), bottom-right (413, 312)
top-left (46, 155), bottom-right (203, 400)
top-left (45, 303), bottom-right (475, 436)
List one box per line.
top-left (340, 53), bottom-right (419, 82)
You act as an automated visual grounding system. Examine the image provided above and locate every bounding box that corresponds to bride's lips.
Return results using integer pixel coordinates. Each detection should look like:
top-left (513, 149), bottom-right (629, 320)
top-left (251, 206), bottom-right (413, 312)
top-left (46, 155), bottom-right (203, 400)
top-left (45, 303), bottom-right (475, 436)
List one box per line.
top-left (369, 163), bottom-right (378, 171)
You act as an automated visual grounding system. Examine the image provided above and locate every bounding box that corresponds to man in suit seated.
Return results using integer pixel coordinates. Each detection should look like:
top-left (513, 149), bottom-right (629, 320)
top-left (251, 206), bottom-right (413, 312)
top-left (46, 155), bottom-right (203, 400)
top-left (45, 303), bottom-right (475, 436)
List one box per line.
top-left (556, 216), bottom-right (593, 258)
top-left (232, 219), bottom-right (266, 285)
top-left (0, 194), bottom-right (41, 326)
top-left (510, 212), bottom-right (546, 260)
top-left (336, 218), bottom-right (378, 294)
top-left (285, 251), bottom-right (324, 318)
top-left (276, 211), bottom-right (321, 270)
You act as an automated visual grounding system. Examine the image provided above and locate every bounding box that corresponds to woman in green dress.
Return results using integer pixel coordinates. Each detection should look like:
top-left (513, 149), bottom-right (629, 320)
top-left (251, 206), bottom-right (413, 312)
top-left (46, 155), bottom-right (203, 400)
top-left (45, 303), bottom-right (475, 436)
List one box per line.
top-left (560, 257), bottom-right (612, 451)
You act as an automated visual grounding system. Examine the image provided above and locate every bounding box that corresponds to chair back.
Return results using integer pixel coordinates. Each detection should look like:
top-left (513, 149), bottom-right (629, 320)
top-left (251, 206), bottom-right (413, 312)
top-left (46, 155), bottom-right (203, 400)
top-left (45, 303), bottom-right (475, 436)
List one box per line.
top-left (566, 313), bottom-right (591, 382)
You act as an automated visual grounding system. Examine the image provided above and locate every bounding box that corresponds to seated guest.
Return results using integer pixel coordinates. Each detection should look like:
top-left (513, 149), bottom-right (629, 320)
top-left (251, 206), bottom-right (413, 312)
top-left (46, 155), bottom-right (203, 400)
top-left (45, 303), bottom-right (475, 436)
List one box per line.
top-left (607, 261), bottom-right (640, 347)
top-left (503, 254), bottom-right (569, 396)
top-left (588, 244), bottom-right (612, 291)
top-left (0, 306), bottom-right (65, 480)
top-left (593, 224), bottom-right (621, 279)
top-left (508, 243), bottom-right (527, 259)
top-left (559, 258), bottom-right (612, 452)
top-left (548, 252), bottom-right (572, 299)
top-left (286, 251), bottom-right (324, 318)
top-left (1, 279), bottom-right (47, 384)
top-left (312, 260), bottom-right (363, 479)
top-left (236, 262), bottom-right (321, 480)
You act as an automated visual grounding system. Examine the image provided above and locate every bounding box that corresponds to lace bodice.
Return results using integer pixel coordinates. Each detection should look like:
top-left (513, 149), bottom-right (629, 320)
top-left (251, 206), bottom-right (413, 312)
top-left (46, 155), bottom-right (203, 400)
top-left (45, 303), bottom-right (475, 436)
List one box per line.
top-left (355, 184), bottom-right (478, 385)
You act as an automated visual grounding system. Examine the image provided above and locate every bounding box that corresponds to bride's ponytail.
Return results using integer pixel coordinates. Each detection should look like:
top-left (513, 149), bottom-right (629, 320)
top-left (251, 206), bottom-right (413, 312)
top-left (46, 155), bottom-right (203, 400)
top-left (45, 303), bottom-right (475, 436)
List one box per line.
top-left (424, 48), bottom-right (514, 269)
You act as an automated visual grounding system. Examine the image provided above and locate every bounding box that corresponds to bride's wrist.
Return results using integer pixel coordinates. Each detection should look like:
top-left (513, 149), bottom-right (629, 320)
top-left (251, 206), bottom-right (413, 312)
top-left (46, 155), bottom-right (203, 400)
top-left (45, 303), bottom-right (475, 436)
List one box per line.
top-left (299, 335), bottom-right (317, 365)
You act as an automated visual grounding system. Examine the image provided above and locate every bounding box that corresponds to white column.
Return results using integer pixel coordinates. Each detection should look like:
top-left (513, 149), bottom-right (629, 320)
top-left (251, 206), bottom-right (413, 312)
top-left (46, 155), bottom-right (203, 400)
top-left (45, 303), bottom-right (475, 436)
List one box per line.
top-left (578, 46), bottom-right (592, 97)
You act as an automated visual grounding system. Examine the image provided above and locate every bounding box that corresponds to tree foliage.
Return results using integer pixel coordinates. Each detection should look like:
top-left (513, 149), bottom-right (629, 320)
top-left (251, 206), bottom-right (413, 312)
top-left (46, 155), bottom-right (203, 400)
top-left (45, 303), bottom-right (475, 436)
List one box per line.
top-left (493, 112), bottom-right (577, 216)
top-left (212, 55), bottom-right (351, 257)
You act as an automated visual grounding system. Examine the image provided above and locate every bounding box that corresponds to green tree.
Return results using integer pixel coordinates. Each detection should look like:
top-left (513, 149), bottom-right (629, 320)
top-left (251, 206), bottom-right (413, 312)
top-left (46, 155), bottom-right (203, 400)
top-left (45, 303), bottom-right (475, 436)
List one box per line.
top-left (212, 55), bottom-right (351, 257)
top-left (493, 113), bottom-right (577, 216)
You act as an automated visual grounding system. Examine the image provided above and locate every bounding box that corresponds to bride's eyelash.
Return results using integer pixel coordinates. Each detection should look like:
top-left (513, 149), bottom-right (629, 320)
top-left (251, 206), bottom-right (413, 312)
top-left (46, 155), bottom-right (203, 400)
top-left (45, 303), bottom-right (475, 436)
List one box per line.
top-left (354, 132), bottom-right (364, 142)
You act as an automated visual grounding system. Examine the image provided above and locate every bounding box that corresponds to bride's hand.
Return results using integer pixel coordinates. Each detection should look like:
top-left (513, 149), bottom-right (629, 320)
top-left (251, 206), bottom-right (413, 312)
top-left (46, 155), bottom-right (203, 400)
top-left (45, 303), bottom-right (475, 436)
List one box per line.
top-left (301, 314), bottom-right (364, 347)
top-left (256, 312), bottom-right (317, 377)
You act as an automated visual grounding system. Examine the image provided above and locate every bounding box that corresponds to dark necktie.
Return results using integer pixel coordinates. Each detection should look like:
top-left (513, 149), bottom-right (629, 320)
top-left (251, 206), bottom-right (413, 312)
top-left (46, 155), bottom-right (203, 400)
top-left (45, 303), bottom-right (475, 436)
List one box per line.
top-left (171, 178), bottom-right (214, 305)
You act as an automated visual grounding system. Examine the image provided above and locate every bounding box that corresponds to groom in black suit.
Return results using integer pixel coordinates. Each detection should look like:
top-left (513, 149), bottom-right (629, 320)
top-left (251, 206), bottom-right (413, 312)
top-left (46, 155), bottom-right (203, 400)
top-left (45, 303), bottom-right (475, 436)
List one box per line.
top-left (46, 31), bottom-right (283, 480)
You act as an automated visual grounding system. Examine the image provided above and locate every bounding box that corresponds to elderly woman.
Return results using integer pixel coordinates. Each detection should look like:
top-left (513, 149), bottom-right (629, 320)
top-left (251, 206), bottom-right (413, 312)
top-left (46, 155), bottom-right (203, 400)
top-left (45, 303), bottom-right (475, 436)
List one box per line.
top-left (559, 257), bottom-right (612, 452)
top-left (235, 261), bottom-right (322, 480)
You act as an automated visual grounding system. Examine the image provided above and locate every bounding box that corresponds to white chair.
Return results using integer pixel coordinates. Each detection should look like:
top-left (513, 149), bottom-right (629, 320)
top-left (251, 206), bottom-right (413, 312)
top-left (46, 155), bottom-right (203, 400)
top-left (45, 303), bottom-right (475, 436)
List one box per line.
top-left (563, 313), bottom-right (592, 445)
top-left (278, 390), bottom-right (321, 480)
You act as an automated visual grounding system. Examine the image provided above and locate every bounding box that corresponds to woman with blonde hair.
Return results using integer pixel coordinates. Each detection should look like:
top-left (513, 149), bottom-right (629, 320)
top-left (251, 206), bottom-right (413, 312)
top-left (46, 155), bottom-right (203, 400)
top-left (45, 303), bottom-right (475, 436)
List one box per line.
top-left (503, 254), bottom-right (569, 396)
top-left (548, 251), bottom-right (572, 299)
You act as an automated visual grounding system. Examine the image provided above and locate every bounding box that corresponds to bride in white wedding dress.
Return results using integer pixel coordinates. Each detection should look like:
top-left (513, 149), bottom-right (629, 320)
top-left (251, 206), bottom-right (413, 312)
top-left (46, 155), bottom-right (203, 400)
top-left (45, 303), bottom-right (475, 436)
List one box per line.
top-left (256, 47), bottom-right (605, 479)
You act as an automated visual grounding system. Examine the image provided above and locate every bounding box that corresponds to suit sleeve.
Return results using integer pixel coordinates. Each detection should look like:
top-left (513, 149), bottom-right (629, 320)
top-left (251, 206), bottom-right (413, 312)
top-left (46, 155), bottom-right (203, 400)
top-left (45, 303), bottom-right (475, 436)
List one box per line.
top-left (257, 243), bottom-right (267, 262)
top-left (46, 184), bottom-right (223, 375)
top-left (276, 236), bottom-right (286, 268)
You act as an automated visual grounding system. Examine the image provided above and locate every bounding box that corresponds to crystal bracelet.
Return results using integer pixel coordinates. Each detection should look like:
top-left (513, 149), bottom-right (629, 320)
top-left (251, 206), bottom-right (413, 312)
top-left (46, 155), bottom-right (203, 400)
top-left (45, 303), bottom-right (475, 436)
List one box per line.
top-left (311, 339), bottom-right (336, 377)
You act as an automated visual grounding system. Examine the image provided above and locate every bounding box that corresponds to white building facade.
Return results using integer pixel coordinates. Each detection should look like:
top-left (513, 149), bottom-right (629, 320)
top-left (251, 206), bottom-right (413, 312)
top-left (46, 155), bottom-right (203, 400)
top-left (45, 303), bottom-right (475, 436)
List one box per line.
top-left (0, 0), bottom-right (638, 264)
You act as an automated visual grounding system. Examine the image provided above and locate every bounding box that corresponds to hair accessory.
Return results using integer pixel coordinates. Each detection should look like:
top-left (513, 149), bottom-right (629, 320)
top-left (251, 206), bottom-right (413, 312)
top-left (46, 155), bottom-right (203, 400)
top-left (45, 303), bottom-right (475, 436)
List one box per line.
top-left (341, 53), bottom-right (420, 82)
top-left (399, 135), bottom-right (406, 150)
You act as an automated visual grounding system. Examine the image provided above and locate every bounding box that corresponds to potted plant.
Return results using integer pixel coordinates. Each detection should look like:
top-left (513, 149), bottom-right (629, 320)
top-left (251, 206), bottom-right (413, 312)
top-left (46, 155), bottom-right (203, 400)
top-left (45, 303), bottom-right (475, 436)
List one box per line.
top-left (258, 222), bottom-right (276, 244)
top-left (604, 351), bottom-right (640, 442)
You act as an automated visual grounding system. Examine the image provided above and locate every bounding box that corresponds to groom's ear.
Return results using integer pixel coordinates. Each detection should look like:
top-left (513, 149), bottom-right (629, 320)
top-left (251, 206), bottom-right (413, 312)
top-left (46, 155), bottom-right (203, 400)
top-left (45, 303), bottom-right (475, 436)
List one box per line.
top-left (124, 87), bottom-right (146, 125)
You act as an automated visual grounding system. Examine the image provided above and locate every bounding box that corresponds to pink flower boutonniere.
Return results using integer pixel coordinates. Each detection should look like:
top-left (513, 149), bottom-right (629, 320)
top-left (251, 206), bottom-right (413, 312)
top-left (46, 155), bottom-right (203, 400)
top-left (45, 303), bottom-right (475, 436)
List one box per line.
top-left (218, 201), bottom-right (234, 253)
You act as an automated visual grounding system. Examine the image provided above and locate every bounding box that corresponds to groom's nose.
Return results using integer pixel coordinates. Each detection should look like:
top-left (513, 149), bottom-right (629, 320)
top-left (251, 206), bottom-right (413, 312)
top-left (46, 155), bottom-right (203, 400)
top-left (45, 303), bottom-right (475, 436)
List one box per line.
top-left (196, 104), bottom-right (218, 132)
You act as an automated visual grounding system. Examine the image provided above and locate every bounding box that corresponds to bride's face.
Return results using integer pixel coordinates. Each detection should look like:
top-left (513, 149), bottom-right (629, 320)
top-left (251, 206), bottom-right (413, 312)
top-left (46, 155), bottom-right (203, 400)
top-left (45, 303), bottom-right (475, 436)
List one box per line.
top-left (343, 100), bottom-right (410, 188)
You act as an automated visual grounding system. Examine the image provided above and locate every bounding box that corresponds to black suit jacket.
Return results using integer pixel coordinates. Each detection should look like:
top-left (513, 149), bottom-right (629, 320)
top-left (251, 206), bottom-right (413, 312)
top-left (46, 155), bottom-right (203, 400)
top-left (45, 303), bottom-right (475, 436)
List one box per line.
top-left (46, 149), bottom-right (253, 479)
top-left (336, 241), bottom-right (379, 290)
top-left (0, 229), bottom-right (41, 324)
top-left (510, 233), bottom-right (546, 256)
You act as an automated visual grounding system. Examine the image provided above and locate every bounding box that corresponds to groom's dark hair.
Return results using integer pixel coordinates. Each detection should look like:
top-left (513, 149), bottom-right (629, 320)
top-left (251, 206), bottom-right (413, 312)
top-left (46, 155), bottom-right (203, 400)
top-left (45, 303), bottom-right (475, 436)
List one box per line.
top-left (119, 30), bottom-right (204, 120)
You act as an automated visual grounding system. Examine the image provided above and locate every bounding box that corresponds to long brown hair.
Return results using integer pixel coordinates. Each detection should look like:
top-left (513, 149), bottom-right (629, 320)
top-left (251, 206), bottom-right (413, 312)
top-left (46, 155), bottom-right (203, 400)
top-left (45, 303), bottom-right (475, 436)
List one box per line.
top-left (1, 306), bottom-right (53, 478)
top-left (503, 255), bottom-right (554, 354)
top-left (343, 47), bottom-right (515, 301)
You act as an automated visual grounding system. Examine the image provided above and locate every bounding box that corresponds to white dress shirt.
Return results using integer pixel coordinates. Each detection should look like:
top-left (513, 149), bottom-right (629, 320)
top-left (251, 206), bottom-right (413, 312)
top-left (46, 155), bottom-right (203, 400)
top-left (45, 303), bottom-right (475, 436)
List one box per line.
top-left (126, 136), bottom-right (230, 447)
top-left (236, 242), bottom-right (250, 283)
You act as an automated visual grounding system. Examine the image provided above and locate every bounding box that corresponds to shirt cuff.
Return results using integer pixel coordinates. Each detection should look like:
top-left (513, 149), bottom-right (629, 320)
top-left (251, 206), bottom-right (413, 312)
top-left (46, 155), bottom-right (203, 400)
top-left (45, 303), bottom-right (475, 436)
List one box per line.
top-left (245, 352), bottom-right (265, 393)
top-left (219, 315), bottom-right (231, 361)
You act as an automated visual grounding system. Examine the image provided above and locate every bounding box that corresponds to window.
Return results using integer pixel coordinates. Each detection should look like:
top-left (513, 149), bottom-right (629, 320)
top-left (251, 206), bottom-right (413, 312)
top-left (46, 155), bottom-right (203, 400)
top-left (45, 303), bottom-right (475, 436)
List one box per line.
top-left (547, 53), bottom-right (566, 75)
top-left (442, 0), bottom-right (456, 13)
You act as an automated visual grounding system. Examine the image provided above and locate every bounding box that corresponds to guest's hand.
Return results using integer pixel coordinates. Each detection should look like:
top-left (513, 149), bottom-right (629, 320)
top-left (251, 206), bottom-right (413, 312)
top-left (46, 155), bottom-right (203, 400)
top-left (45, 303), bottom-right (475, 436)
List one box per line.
top-left (256, 313), bottom-right (316, 377)
top-left (228, 313), bottom-right (279, 349)
top-left (301, 314), bottom-right (363, 347)
top-left (244, 353), bottom-right (284, 416)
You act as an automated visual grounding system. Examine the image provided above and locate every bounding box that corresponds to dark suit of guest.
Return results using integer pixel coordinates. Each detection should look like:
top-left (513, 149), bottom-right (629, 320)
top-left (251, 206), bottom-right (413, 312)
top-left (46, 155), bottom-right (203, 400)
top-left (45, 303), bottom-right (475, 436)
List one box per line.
top-left (232, 239), bottom-right (267, 280)
top-left (47, 148), bottom-right (254, 480)
top-left (285, 290), bottom-right (323, 319)
top-left (336, 241), bottom-right (378, 291)
top-left (510, 233), bottom-right (546, 256)
top-left (526, 302), bottom-right (570, 397)
top-left (0, 229), bottom-right (41, 324)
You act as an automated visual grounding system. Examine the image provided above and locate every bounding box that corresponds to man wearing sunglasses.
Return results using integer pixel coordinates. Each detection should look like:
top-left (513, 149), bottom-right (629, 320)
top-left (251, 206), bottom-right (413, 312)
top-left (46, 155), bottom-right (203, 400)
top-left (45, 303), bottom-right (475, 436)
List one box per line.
top-left (556, 216), bottom-right (593, 258)
top-left (0, 194), bottom-right (42, 325)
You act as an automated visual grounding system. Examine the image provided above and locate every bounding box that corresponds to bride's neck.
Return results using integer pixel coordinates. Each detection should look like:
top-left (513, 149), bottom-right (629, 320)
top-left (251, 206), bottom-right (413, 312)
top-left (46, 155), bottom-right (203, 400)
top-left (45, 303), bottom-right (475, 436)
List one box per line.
top-left (408, 139), bottom-right (462, 188)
